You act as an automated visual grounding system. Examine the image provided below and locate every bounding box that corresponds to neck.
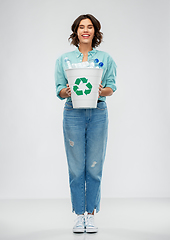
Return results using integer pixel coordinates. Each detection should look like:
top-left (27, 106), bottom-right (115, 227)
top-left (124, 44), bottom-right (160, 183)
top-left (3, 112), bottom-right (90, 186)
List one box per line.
top-left (78, 43), bottom-right (93, 56)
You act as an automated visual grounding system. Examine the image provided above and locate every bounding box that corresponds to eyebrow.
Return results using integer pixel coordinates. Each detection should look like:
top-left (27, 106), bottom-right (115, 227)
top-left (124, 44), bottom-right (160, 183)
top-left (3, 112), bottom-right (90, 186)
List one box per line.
top-left (79, 24), bottom-right (93, 27)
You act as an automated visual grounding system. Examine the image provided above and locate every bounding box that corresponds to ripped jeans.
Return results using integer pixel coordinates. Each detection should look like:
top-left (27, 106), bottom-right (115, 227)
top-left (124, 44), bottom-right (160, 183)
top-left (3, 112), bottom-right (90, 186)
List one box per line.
top-left (63, 101), bottom-right (108, 215)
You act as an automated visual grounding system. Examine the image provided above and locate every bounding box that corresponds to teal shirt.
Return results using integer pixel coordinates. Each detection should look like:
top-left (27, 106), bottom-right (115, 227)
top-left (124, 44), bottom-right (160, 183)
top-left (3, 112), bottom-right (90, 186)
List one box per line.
top-left (54, 47), bottom-right (117, 101)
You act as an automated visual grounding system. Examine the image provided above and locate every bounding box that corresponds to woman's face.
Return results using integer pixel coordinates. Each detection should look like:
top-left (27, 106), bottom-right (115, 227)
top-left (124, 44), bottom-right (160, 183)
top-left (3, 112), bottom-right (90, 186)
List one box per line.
top-left (77, 18), bottom-right (95, 46)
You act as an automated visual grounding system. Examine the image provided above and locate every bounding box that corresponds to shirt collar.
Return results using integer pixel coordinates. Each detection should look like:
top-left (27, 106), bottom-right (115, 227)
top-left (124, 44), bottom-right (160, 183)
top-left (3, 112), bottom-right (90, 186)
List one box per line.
top-left (75, 47), bottom-right (97, 58)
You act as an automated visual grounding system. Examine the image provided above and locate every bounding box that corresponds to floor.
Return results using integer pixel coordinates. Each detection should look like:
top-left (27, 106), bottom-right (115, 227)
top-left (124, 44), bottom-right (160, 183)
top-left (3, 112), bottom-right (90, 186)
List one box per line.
top-left (0, 198), bottom-right (170, 240)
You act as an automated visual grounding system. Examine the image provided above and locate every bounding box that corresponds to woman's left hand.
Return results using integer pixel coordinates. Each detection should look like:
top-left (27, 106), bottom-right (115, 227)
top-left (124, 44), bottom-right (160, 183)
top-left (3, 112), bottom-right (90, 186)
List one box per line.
top-left (98, 82), bottom-right (103, 97)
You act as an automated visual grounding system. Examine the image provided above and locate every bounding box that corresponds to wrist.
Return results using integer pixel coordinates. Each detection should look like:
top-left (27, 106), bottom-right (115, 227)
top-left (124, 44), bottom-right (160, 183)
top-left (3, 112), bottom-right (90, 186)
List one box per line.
top-left (60, 88), bottom-right (68, 98)
top-left (100, 87), bottom-right (113, 97)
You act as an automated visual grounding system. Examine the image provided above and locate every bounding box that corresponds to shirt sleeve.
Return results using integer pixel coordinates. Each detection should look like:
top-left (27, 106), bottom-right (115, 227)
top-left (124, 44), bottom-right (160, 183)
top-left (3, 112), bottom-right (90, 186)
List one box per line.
top-left (54, 57), bottom-right (67, 100)
top-left (104, 56), bottom-right (117, 92)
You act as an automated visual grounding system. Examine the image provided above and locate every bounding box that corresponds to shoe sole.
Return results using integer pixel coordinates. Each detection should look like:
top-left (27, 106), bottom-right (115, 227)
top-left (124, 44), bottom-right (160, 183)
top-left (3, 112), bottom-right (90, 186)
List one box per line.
top-left (86, 228), bottom-right (98, 233)
top-left (73, 229), bottom-right (85, 233)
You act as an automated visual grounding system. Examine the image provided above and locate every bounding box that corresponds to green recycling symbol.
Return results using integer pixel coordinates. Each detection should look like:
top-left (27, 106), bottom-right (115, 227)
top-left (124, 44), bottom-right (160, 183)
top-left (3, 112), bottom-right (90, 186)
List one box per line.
top-left (73, 77), bottom-right (92, 96)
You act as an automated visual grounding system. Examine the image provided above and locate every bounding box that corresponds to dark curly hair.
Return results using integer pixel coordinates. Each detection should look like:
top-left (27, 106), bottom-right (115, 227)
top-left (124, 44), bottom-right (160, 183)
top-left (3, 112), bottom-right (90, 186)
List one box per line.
top-left (68, 14), bottom-right (103, 48)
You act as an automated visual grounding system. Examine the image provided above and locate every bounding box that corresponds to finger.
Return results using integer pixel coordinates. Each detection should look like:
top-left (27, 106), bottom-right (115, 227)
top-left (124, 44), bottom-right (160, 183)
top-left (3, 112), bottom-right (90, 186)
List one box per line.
top-left (67, 88), bottom-right (71, 96)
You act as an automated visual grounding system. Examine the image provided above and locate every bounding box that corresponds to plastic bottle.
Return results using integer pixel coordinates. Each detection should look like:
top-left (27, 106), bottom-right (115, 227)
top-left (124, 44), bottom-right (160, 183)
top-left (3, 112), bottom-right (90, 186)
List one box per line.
top-left (88, 59), bottom-right (94, 68)
top-left (88, 58), bottom-right (101, 68)
top-left (98, 62), bottom-right (104, 68)
top-left (88, 59), bottom-right (96, 68)
top-left (72, 63), bottom-right (82, 68)
top-left (71, 63), bottom-right (77, 68)
top-left (81, 61), bottom-right (90, 68)
top-left (94, 58), bottom-right (99, 67)
top-left (64, 57), bottom-right (72, 69)
top-left (94, 58), bottom-right (104, 68)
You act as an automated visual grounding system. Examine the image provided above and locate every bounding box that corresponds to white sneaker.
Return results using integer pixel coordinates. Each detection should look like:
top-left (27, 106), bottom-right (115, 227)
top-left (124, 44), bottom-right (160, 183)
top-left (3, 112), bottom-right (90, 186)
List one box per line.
top-left (73, 214), bottom-right (85, 233)
top-left (85, 214), bottom-right (98, 233)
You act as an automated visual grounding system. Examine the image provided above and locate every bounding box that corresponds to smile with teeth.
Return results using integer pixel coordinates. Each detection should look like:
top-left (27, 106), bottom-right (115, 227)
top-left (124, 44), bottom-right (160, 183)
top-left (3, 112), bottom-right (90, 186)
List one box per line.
top-left (82, 34), bottom-right (90, 38)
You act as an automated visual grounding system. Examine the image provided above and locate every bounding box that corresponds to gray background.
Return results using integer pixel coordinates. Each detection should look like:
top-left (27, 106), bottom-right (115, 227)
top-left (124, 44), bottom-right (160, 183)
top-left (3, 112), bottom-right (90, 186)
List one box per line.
top-left (0, 0), bottom-right (170, 199)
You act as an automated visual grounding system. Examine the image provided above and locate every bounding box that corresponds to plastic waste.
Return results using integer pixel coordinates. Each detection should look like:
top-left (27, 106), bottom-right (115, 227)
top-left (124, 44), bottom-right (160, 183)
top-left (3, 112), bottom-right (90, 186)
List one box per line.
top-left (64, 57), bottom-right (104, 69)
top-left (64, 57), bottom-right (72, 69)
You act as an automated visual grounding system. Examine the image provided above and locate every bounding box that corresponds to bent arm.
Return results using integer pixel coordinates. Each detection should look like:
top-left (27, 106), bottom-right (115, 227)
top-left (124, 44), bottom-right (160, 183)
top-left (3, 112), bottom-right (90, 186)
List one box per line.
top-left (59, 84), bottom-right (71, 98)
top-left (99, 85), bottom-right (114, 97)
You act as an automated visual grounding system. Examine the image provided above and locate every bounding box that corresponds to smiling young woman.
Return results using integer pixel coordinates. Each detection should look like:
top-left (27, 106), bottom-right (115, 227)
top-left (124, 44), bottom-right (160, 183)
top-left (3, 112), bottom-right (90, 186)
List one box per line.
top-left (54, 14), bottom-right (117, 233)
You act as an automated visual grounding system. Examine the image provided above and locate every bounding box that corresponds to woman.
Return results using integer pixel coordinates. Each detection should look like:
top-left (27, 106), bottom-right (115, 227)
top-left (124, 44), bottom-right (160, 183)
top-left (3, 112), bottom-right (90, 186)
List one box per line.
top-left (54, 14), bottom-right (117, 233)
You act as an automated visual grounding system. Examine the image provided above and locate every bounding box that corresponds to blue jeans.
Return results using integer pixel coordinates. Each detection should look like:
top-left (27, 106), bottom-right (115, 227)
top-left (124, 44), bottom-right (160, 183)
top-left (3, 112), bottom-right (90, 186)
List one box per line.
top-left (63, 101), bottom-right (108, 215)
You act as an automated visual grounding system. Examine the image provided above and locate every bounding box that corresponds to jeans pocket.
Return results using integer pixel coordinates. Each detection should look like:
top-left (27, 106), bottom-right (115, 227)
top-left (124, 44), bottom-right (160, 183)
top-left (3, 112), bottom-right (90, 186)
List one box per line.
top-left (97, 101), bottom-right (107, 110)
top-left (64, 101), bottom-right (73, 110)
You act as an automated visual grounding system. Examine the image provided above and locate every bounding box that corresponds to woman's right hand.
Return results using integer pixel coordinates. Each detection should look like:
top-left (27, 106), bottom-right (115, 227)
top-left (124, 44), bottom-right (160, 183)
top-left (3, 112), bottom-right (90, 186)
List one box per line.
top-left (66, 84), bottom-right (71, 97)
top-left (59, 84), bottom-right (71, 98)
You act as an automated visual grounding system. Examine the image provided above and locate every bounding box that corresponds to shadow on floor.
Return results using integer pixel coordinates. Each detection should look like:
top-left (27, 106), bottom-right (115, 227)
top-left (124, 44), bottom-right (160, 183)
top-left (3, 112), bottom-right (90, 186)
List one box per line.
top-left (1, 227), bottom-right (170, 240)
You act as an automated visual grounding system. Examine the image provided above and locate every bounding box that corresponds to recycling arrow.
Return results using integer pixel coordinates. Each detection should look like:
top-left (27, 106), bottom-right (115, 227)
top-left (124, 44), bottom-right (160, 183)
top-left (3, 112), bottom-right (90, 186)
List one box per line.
top-left (73, 77), bottom-right (92, 96)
